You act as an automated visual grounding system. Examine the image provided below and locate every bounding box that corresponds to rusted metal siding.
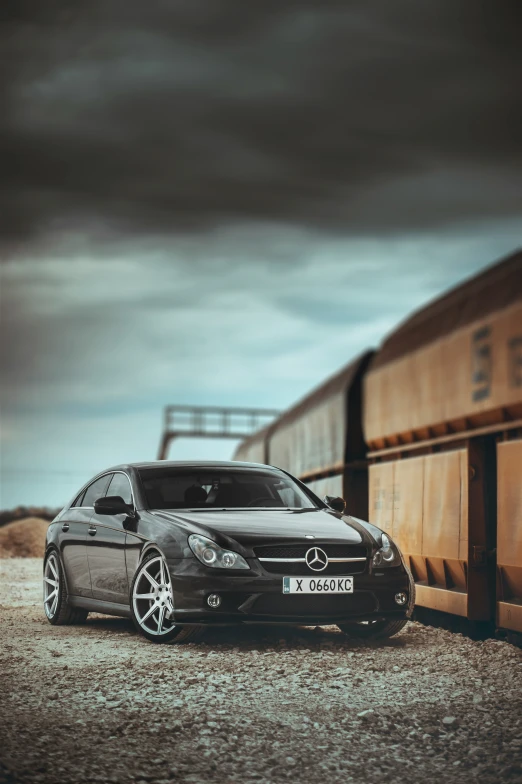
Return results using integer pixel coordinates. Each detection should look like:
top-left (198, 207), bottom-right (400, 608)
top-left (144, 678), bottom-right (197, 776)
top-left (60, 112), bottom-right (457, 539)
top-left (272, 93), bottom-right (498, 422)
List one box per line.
top-left (369, 450), bottom-right (473, 618)
top-left (364, 251), bottom-right (522, 449)
top-left (364, 251), bottom-right (522, 627)
top-left (233, 352), bottom-right (372, 518)
top-left (232, 425), bottom-right (271, 464)
top-left (497, 438), bottom-right (522, 633)
top-left (270, 388), bottom-right (346, 477)
top-left (306, 468), bottom-right (368, 518)
top-left (266, 352), bottom-right (373, 519)
top-left (365, 302), bottom-right (522, 448)
top-left (306, 474), bottom-right (344, 500)
top-left (269, 351), bottom-right (373, 478)
top-left (369, 250), bottom-right (522, 370)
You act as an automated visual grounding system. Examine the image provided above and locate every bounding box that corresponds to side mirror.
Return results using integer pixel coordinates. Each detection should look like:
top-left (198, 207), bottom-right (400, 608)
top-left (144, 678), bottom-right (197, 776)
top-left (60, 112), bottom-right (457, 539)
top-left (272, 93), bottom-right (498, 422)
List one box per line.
top-left (94, 495), bottom-right (135, 517)
top-left (324, 495), bottom-right (346, 514)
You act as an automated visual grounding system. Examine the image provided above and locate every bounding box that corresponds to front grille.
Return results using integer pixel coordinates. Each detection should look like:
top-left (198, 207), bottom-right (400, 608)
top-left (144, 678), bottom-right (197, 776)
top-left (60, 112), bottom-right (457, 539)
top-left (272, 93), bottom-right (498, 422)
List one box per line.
top-left (254, 544), bottom-right (366, 559)
top-left (253, 592), bottom-right (377, 617)
top-left (254, 543), bottom-right (368, 575)
top-left (261, 560), bottom-right (366, 575)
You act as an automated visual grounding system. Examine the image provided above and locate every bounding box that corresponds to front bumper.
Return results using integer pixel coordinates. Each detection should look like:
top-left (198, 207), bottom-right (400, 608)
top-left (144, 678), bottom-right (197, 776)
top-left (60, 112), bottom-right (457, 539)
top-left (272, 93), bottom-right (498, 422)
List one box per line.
top-left (168, 557), bottom-right (412, 626)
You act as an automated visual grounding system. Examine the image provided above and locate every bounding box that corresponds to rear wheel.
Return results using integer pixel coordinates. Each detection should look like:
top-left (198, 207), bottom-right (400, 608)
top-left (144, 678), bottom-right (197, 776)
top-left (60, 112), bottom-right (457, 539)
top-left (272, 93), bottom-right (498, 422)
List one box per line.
top-left (130, 552), bottom-right (202, 644)
top-left (337, 618), bottom-right (407, 640)
top-left (43, 551), bottom-right (89, 625)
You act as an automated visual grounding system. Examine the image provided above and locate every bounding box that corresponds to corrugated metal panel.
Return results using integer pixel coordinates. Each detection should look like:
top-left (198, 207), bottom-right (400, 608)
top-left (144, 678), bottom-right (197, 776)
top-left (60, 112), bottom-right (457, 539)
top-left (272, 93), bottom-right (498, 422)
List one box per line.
top-left (369, 449), bottom-right (471, 617)
top-left (422, 450), bottom-right (468, 564)
top-left (269, 351), bottom-right (373, 477)
top-left (497, 439), bottom-right (522, 632)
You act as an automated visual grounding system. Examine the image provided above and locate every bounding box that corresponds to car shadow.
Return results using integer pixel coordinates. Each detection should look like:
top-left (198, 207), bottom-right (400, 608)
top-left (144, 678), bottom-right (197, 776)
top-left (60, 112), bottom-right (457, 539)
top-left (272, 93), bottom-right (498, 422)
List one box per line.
top-left (83, 614), bottom-right (411, 649)
top-left (84, 614), bottom-right (135, 635)
top-left (201, 624), bottom-right (411, 649)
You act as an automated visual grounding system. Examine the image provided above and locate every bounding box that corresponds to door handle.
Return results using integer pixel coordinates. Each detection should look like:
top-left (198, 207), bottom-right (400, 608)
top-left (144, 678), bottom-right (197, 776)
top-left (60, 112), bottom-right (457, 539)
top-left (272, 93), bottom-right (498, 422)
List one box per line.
top-left (61, 523), bottom-right (70, 532)
top-left (88, 526), bottom-right (97, 536)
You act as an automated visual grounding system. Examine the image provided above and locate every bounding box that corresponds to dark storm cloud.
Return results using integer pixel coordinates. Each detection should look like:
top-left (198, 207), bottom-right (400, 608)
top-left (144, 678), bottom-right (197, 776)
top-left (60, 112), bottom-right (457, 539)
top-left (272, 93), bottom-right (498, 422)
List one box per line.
top-left (1, 0), bottom-right (522, 251)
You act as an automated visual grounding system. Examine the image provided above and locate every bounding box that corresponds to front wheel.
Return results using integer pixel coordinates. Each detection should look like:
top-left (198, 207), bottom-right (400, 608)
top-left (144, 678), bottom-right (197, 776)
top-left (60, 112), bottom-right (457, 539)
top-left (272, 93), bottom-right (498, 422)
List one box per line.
top-left (43, 551), bottom-right (89, 625)
top-left (337, 618), bottom-right (408, 640)
top-left (130, 552), bottom-right (202, 644)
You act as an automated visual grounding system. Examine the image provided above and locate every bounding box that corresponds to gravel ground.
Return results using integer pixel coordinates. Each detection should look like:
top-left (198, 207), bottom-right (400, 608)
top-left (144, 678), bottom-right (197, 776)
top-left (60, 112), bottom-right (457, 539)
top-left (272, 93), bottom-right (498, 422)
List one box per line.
top-left (1, 558), bottom-right (521, 784)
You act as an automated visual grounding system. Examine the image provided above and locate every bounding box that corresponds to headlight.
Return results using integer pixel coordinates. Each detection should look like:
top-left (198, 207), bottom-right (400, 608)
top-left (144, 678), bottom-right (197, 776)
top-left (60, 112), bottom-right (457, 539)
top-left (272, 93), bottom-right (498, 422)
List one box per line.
top-left (372, 533), bottom-right (402, 568)
top-left (188, 534), bottom-right (250, 570)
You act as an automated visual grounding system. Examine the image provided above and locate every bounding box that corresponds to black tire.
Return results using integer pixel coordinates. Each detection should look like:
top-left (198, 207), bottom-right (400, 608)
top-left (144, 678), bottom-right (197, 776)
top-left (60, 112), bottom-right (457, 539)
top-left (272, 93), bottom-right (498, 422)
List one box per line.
top-left (130, 551), bottom-right (203, 644)
top-left (337, 618), bottom-right (408, 640)
top-left (43, 551), bottom-right (89, 626)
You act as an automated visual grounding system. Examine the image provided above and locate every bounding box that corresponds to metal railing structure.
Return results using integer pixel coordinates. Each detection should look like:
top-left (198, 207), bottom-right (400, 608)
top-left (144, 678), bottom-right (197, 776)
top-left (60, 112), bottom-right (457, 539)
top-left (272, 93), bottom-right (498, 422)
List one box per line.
top-left (157, 405), bottom-right (281, 460)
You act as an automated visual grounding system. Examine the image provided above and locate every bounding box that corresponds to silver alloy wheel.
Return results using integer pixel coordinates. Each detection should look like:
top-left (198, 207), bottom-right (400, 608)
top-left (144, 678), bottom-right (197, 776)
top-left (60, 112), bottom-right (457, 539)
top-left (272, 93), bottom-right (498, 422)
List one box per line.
top-left (132, 555), bottom-right (175, 636)
top-left (43, 554), bottom-right (60, 619)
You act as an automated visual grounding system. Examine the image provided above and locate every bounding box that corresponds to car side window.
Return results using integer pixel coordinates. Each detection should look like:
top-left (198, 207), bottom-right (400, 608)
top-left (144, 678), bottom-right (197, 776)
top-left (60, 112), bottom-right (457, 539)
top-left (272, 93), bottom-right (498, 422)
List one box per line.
top-left (81, 475), bottom-right (111, 508)
top-left (106, 472), bottom-right (133, 506)
top-left (72, 489), bottom-right (86, 508)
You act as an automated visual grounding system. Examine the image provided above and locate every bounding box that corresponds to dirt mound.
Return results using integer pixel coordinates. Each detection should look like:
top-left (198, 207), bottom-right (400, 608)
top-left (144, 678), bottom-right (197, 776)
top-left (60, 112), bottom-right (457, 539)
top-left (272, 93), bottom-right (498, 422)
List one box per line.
top-left (0, 517), bottom-right (50, 558)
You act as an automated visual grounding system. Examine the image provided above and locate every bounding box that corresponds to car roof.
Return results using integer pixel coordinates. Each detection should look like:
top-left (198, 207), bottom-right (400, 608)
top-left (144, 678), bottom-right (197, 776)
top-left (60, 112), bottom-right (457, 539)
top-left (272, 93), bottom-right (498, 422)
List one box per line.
top-left (107, 460), bottom-right (283, 472)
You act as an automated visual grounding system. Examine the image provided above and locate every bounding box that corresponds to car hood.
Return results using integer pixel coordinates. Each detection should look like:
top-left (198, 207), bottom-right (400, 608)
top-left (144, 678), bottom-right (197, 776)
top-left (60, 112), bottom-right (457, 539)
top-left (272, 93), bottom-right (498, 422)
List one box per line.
top-left (152, 507), bottom-right (367, 555)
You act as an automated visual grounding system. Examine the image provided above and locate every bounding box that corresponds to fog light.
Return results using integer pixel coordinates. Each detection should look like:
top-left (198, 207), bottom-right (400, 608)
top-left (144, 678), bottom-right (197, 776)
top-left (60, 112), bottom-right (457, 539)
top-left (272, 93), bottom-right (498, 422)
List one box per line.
top-left (395, 592), bottom-right (408, 606)
top-left (207, 593), bottom-right (221, 608)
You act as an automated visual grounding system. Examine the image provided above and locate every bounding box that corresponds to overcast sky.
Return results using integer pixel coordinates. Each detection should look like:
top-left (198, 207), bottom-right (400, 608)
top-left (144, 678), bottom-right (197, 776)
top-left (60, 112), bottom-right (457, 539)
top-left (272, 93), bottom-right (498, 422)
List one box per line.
top-left (1, 1), bottom-right (521, 508)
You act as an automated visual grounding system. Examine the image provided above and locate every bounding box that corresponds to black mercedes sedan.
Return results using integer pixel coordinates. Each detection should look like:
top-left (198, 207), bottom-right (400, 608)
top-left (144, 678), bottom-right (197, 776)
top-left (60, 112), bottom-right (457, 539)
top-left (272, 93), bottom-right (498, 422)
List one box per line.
top-left (44, 461), bottom-right (414, 643)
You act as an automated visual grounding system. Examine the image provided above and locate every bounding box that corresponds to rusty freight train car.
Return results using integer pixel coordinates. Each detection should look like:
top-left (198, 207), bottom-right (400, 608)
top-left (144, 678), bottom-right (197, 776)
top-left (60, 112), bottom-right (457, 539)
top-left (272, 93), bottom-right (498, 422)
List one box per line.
top-left (365, 250), bottom-right (522, 634)
top-left (234, 250), bottom-right (522, 634)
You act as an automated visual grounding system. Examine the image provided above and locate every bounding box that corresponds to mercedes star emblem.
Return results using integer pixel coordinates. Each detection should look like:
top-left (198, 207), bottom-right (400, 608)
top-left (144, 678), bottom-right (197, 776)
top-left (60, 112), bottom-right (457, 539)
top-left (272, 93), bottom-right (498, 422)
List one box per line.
top-left (305, 547), bottom-right (328, 572)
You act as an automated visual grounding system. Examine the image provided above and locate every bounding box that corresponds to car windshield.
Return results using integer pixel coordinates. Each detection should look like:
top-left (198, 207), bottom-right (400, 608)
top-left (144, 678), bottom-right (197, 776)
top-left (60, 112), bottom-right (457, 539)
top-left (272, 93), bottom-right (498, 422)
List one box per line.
top-left (138, 468), bottom-right (317, 510)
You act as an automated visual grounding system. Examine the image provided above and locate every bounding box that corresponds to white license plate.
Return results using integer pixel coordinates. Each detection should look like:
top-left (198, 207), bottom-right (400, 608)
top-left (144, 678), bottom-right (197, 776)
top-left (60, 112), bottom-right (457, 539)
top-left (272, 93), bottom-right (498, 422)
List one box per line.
top-left (282, 576), bottom-right (354, 594)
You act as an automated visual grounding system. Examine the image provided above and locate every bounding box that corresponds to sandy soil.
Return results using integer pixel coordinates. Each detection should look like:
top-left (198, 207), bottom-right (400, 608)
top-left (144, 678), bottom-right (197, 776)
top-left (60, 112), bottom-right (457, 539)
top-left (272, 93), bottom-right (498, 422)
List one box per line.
top-left (0, 519), bottom-right (49, 559)
top-left (0, 558), bottom-right (521, 784)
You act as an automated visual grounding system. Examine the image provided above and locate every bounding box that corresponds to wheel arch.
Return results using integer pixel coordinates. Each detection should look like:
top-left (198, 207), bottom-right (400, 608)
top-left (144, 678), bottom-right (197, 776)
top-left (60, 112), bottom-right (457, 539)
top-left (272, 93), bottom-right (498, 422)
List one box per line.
top-left (44, 541), bottom-right (58, 559)
top-left (138, 542), bottom-right (168, 566)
